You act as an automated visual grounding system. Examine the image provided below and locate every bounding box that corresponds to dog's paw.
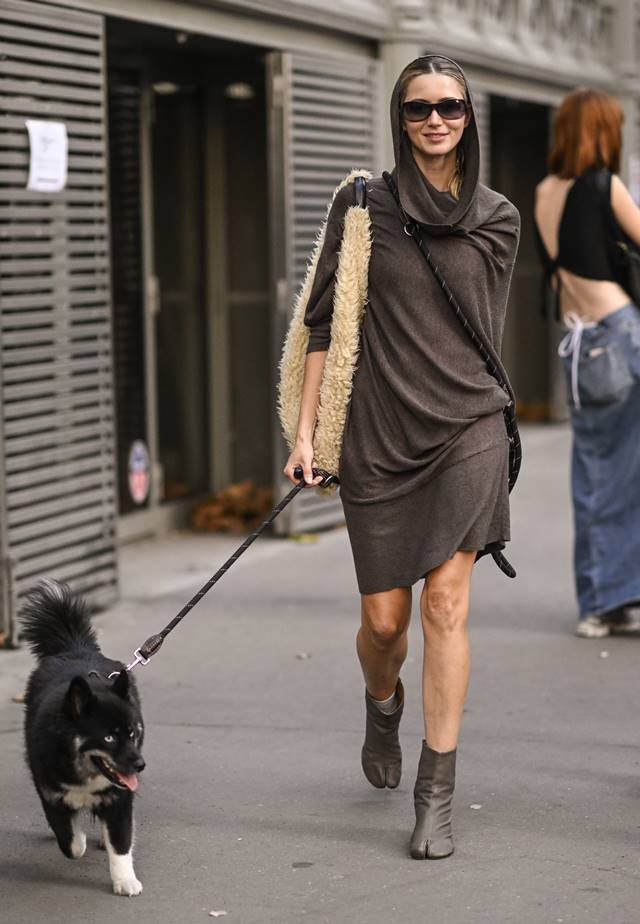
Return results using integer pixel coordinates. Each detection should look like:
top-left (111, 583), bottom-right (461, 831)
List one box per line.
top-left (70, 832), bottom-right (86, 859)
top-left (112, 875), bottom-right (143, 897)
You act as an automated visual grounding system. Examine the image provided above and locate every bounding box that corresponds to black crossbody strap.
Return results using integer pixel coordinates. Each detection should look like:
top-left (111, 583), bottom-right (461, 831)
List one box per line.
top-left (382, 171), bottom-right (521, 579)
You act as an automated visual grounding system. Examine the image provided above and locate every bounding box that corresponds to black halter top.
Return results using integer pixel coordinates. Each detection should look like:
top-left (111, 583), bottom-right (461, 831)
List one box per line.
top-left (534, 169), bottom-right (618, 317)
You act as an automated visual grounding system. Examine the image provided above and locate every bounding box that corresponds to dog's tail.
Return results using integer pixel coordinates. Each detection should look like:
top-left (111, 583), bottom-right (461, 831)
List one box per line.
top-left (19, 579), bottom-right (99, 660)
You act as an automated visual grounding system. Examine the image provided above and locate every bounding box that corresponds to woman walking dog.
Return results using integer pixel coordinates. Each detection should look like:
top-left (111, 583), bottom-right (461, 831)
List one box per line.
top-left (534, 88), bottom-right (640, 638)
top-left (282, 55), bottom-right (520, 858)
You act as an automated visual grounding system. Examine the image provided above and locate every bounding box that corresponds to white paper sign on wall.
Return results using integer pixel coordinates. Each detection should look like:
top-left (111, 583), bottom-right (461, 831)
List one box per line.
top-left (25, 119), bottom-right (68, 193)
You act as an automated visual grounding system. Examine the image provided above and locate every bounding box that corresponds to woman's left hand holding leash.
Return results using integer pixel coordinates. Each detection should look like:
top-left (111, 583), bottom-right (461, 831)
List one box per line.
top-left (283, 439), bottom-right (324, 487)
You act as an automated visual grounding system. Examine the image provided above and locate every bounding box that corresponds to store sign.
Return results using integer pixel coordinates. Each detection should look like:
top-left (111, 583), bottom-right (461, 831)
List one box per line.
top-left (25, 119), bottom-right (68, 192)
top-left (128, 440), bottom-right (151, 505)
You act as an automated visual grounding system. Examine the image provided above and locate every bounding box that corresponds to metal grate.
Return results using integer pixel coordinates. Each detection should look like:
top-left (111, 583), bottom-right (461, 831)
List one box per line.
top-left (0, 0), bottom-right (117, 642)
top-left (473, 89), bottom-right (490, 187)
top-left (272, 51), bottom-right (381, 534)
top-left (289, 54), bottom-right (381, 290)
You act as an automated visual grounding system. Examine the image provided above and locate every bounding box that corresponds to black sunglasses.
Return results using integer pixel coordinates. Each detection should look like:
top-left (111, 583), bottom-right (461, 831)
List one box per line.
top-left (401, 98), bottom-right (467, 122)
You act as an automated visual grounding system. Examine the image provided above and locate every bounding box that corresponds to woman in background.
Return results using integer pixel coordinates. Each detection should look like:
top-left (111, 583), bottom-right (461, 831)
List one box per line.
top-left (534, 88), bottom-right (640, 638)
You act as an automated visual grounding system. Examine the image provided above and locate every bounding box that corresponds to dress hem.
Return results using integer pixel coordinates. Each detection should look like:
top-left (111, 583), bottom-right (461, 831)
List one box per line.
top-left (355, 531), bottom-right (510, 596)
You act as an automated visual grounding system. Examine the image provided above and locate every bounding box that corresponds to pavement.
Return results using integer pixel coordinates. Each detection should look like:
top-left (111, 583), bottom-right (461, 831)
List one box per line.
top-left (1, 423), bottom-right (639, 924)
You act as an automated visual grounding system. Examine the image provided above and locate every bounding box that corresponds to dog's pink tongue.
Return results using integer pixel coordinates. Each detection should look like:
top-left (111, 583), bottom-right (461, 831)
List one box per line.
top-left (115, 771), bottom-right (138, 792)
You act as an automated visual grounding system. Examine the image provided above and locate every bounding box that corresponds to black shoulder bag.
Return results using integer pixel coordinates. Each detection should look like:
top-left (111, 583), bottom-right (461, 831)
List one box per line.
top-left (594, 168), bottom-right (640, 306)
top-left (382, 171), bottom-right (521, 579)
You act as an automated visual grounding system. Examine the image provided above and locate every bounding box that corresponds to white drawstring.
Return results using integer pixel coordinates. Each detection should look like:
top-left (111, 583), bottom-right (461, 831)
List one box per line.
top-left (558, 312), bottom-right (597, 410)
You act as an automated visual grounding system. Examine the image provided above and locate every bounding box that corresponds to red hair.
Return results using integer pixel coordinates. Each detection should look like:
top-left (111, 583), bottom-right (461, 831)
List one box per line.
top-left (549, 87), bottom-right (624, 178)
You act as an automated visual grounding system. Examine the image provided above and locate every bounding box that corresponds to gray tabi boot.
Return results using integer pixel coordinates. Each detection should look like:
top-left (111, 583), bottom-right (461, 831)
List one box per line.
top-left (410, 741), bottom-right (456, 859)
top-left (361, 679), bottom-right (404, 789)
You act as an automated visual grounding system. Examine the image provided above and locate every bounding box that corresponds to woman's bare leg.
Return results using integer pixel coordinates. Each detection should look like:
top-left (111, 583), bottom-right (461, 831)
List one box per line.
top-left (357, 587), bottom-right (412, 699)
top-left (357, 586), bottom-right (412, 789)
top-left (409, 551), bottom-right (475, 859)
top-left (420, 551), bottom-right (475, 753)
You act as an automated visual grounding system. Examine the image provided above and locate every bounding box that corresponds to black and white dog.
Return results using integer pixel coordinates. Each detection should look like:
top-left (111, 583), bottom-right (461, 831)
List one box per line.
top-left (20, 580), bottom-right (145, 896)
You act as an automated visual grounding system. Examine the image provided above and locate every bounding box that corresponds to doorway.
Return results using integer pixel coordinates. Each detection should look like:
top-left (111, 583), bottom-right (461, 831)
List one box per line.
top-left (490, 95), bottom-right (552, 420)
top-left (152, 86), bottom-right (208, 503)
top-left (106, 21), bottom-right (270, 537)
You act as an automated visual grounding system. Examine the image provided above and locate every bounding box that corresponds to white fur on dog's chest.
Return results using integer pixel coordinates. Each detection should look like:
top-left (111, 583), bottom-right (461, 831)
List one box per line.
top-left (62, 775), bottom-right (113, 810)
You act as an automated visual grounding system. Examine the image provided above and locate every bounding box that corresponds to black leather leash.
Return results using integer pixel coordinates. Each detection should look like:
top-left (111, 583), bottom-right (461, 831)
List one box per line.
top-left (123, 467), bottom-right (337, 672)
top-left (383, 171), bottom-right (521, 579)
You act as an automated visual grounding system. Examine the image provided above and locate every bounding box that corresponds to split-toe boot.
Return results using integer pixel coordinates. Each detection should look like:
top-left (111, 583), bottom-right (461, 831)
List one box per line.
top-left (410, 741), bottom-right (456, 859)
top-left (361, 679), bottom-right (404, 789)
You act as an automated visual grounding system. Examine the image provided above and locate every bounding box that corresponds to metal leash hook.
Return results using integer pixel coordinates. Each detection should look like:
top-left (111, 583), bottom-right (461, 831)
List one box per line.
top-left (123, 466), bottom-right (338, 673)
top-left (126, 646), bottom-right (154, 671)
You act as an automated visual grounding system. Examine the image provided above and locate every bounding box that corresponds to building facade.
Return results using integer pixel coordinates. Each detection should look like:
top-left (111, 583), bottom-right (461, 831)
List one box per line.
top-left (0, 0), bottom-right (636, 641)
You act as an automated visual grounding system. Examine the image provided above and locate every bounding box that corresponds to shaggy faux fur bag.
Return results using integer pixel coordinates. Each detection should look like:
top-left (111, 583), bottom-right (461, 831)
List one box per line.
top-left (278, 169), bottom-right (372, 483)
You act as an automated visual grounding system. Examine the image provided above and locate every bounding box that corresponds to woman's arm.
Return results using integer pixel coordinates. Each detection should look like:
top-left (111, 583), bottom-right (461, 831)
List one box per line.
top-left (283, 350), bottom-right (328, 486)
top-left (282, 183), bottom-right (355, 486)
top-left (611, 175), bottom-right (640, 246)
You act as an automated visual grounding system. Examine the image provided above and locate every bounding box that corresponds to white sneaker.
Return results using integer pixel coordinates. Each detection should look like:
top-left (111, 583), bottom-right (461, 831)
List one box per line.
top-left (575, 615), bottom-right (610, 638)
top-left (610, 606), bottom-right (640, 635)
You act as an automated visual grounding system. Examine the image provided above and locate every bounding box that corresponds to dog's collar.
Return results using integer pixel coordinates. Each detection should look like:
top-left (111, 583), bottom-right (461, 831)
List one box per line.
top-left (87, 670), bottom-right (110, 683)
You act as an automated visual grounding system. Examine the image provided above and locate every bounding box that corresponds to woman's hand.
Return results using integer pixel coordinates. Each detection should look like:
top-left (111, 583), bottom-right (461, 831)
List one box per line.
top-left (283, 439), bottom-right (324, 487)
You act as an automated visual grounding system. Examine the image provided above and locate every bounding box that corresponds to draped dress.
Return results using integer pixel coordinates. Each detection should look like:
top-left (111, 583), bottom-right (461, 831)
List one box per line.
top-left (304, 175), bottom-right (519, 594)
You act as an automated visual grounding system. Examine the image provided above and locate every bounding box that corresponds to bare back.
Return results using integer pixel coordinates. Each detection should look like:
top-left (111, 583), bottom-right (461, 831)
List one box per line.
top-left (534, 173), bottom-right (640, 322)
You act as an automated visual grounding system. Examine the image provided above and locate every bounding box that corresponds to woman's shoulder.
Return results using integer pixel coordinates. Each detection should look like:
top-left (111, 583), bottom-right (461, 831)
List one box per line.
top-left (325, 172), bottom-right (374, 221)
top-left (476, 183), bottom-right (520, 228)
top-left (535, 173), bottom-right (556, 198)
top-left (366, 175), bottom-right (390, 192)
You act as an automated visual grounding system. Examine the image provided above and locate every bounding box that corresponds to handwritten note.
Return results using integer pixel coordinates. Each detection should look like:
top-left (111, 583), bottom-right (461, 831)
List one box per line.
top-left (25, 119), bottom-right (68, 193)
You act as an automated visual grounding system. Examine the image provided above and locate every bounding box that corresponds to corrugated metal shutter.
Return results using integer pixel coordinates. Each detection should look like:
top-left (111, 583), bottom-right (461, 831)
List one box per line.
top-left (269, 51), bottom-right (381, 534)
top-left (0, 0), bottom-right (117, 643)
top-left (474, 89), bottom-right (491, 187)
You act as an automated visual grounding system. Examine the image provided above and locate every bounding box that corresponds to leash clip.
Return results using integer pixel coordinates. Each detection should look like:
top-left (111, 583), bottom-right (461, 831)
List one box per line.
top-left (126, 648), bottom-right (151, 672)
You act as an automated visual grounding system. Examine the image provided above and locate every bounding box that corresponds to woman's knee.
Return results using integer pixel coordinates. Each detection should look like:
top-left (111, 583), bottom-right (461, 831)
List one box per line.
top-left (361, 589), bottom-right (411, 650)
top-left (421, 580), bottom-right (467, 634)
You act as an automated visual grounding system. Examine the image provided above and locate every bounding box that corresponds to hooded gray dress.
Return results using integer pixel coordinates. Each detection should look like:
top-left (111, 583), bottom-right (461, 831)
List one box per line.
top-left (305, 60), bottom-right (520, 594)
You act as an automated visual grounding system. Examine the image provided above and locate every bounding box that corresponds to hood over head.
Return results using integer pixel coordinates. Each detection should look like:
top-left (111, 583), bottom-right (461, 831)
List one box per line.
top-left (391, 54), bottom-right (487, 235)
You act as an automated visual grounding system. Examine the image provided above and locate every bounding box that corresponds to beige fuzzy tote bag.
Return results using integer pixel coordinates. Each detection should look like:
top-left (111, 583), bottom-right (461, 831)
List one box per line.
top-left (277, 170), bottom-right (372, 483)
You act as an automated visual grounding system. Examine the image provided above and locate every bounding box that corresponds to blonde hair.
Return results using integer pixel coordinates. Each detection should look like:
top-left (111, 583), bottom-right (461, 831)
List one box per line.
top-left (398, 55), bottom-right (470, 199)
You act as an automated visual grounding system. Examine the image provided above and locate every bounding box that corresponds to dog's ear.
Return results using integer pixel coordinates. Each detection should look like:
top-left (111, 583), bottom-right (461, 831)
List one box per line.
top-left (111, 669), bottom-right (129, 700)
top-left (65, 676), bottom-right (94, 720)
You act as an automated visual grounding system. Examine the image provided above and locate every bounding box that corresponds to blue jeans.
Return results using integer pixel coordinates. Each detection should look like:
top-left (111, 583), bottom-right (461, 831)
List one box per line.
top-left (560, 303), bottom-right (640, 618)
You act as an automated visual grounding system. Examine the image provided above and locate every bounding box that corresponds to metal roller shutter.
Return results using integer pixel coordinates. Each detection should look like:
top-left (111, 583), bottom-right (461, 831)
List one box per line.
top-left (0, 0), bottom-right (117, 643)
top-left (269, 51), bottom-right (381, 534)
top-left (473, 89), bottom-right (490, 187)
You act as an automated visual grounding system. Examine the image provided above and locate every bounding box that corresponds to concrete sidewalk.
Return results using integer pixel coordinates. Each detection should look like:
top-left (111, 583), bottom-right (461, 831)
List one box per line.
top-left (1, 424), bottom-right (639, 924)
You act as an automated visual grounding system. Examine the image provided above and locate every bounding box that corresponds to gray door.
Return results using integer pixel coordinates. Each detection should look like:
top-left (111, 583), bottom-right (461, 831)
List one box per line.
top-left (0, 0), bottom-right (117, 642)
top-left (268, 50), bottom-right (381, 534)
